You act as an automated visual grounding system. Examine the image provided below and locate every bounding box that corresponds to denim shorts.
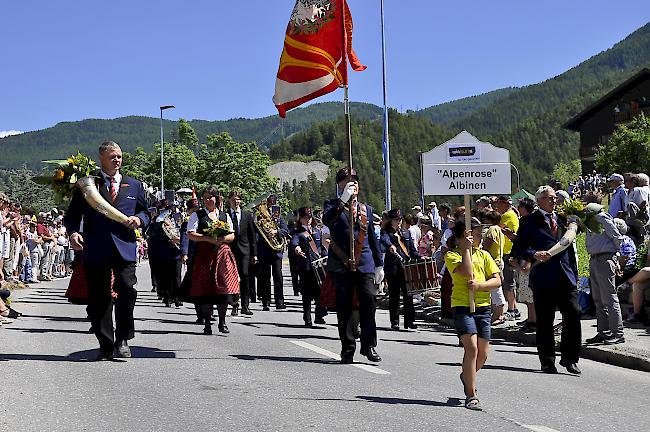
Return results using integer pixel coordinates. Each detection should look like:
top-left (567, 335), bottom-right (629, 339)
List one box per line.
top-left (453, 306), bottom-right (492, 340)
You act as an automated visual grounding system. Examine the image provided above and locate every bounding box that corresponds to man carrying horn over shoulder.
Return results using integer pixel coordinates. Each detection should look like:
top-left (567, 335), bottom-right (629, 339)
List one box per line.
top-left (323, 168), bottom-right (384, 364)
top-left (65, 141), bottom-right (150, 361)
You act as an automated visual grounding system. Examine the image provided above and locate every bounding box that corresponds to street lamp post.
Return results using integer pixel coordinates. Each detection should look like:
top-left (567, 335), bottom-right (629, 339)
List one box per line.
top-left (160, 105), bottom-right (175, 194)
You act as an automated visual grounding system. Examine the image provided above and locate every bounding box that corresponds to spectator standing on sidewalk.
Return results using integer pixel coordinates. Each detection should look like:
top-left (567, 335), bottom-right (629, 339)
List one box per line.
top-left (584, 203), bottom-right (625, 345)
top-left (607, 174), bottom-right (627, 219)
top-left (494, 196), bottom-right (520, 320)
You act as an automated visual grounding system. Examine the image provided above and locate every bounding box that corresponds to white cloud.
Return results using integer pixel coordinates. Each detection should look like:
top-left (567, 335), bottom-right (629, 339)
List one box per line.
top-left (0, 130), bottom-right (23, 138)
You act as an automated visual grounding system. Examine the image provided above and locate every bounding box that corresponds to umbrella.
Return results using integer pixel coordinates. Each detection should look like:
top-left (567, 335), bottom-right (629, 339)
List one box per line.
top-left (176, 187), bottom-right (193, 194)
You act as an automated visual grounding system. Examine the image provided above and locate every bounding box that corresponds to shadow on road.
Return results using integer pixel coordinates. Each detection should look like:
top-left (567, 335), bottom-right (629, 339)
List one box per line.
top-left (356, 395), bottom-right (463, 407)
top-left (256, 333), bottom-right (339, 341)
top-left (380, 338), bottom-right (461, 348)
top-left (436, 361), bottom-right (539, 373)
top-left (0, 346), bottom-right (176, 362)
top-left (231, 354), bottom-right (338, 365)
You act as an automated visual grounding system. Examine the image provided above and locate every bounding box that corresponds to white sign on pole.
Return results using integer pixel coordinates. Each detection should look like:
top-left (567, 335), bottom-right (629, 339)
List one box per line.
top-left (421, 131), bottom-right (511, 196)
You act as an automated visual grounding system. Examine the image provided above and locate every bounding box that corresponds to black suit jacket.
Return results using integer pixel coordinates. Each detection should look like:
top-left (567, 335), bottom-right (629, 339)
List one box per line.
top-left (511, 210), bottom-right (578, 290)
top-left (228, 208), bottom-right (257, 257)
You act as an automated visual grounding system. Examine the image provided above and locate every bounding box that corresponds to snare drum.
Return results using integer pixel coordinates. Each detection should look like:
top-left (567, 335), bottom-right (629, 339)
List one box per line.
top-left (403, 259), bottom-right (439, 295)
top-left (311, 256), bottom-right (328, 288)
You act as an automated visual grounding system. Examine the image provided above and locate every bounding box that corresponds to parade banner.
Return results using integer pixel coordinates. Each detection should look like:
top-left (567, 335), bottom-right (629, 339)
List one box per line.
top-left (273, 0), bottom-right (366, 118)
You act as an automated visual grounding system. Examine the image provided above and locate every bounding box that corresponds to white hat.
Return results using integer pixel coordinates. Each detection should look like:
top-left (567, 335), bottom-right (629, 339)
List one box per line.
top-left (608, 173), bottom-right (624, 182)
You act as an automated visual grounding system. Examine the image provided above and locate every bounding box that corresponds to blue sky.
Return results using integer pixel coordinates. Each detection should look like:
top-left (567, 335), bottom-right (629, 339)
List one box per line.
top-left (1, 0), bottom-right (648, 133)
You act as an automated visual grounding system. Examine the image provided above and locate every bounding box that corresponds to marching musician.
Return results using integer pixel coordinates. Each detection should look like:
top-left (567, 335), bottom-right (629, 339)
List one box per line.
top-left (323, 167), bottom-right (384, 364)
top-left (227, 191), bottom-right (258, 315)
top-left (287, 210), bottom-right (301, 296)
top-left (255, 194), bottom-right (288, 311)
top-left (185, 187), bottom-right (239, 335)
top-left (291, 206), bottom-right (327, 327)
top-left (147, 199), bottom-right (182, 307)
top-left (380, 208), bottom-right (421, 330)
top-left (64, 141), bottom-right (150, 361)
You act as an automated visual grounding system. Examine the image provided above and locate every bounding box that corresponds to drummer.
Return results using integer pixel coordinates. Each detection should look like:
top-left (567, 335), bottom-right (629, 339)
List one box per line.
top-left (291, 207), bottom-right (327, 327)
top-left (380, 208), bottom-right (421, 330)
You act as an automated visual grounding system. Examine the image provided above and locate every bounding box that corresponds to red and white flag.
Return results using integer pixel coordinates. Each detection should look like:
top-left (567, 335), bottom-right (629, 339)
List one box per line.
top-left (273, 0), bottom-right (366, 118)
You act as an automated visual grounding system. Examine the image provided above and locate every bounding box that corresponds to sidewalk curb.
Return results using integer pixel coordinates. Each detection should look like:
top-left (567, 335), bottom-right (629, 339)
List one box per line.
top-left (381, 300), bottom-right (650, 373)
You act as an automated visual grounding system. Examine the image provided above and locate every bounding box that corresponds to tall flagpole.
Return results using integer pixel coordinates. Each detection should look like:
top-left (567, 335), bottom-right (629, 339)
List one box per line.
top-left (380, 0), bottom-right (392, 211)
top-left (342, 1), bottom-right (355, 267)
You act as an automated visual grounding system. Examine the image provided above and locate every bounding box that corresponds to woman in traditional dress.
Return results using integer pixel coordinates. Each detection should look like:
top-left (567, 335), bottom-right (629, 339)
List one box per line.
top-left (185, 186), bottom-right (239, 335)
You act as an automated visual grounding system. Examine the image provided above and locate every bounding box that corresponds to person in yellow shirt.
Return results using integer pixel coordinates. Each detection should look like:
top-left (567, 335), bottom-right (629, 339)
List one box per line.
top-left (445, 217), bottom-right (501, 411)
top-left (495, 196), bottom-right (520, 319)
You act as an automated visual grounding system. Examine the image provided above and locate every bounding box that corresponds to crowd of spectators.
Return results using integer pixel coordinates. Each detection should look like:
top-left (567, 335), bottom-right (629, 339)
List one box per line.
top-left (0, 192), bottom-right (74, 327)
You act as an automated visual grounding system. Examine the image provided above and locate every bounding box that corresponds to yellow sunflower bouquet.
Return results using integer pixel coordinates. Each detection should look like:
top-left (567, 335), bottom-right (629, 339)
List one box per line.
top-left (32, 152), bottom-right (97, 202)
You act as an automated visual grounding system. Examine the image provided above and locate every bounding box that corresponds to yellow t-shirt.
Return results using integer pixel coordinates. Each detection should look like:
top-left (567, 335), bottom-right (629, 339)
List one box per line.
top-left (483, 225), bottom-right (504, 267)
top-left (446, 248), bottom-right (500, 308)
top-left (500, 209), bottom-right (519, 255)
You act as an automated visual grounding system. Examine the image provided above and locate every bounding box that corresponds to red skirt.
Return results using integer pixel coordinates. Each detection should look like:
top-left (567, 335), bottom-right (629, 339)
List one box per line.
top-left (187, 242), bottom-right (239, 303)
top-left (319, 272), bottom-right (359, 311)
top-left (65, 256), bottom-right (115, 304)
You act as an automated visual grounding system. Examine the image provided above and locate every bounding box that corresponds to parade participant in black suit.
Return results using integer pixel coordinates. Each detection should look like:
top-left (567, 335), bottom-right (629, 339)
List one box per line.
top-left (185, 187), bottom-right (239, 335)
top-left (147, 199), bottom-right (183, 307)
top-left (228, 191), bottom-right (258, 315)
top-left (290, 207), bottom-right (327, 327)
top-left (511, 185), bottom-right (582, 375)
top-left (380, 208), bottom-right (421, 330)
top-left (64, 141), bottom-right (150, 360)
top-left (287, 210), bottom-right (301, 296)
top-left (323, 168), bottom-right (384, 363)
top-left (256, 194), bottom-right (289, 311)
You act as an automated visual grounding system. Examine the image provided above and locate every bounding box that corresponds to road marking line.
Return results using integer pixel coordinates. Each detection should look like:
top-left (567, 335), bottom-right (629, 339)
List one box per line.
top-left (290, 340), bottom-right (390, 375)
top-left (520, 426), bottom-right (561, 432)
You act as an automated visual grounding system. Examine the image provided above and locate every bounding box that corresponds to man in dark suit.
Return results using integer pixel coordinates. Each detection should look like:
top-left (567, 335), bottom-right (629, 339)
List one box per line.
top-left (323, 168), bottom-right (384, 363)
top-left (65, 141), bottom-right (150, 361)
top-left (511, 185), bottom-right (582, 375)
top-left (228, 191), bottom-right (258, 315)
top-left (256, 194), bottom-right (289, 311)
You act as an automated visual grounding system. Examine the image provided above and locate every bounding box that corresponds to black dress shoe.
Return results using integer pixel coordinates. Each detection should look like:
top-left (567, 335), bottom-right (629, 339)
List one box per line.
top-left (174, 301), bottom-right (183, 308)
top-left (404, 323), bottom-right (418, 329)
top-left (195, 318), bottom-right (205, 325)
top-left (304, 321), bottom-right (313, 328)
top-left (262, 304), bottom-right (270, 311)
top-left (276, 303), bottom-right (287, 310)
top-left (114, 341), bottom-right (131, 358)
top-left (203, 326), bottom-right (213, 335)
top-left (241, 308), bottom-right (254, 316)
top-left (231, 305), bottom-right (239, 316)
top-left (340, 355), bottom-right (353, 364)
top-left (391, 324), bottom-right (400, 331)
top-left (585, 333), bottom-right (612, 344)
top-left (360, 347), bottom-right (382, 362)
top-left (560, 361), bottom-right (581, 375)
top-left (95, 349), bottom-right (113, 361)
top-left (541, 364), bottom-right (558, 374)
top-left (218, 324), bottom-right (230, 334)
top-left (314, 317), bottom-right (326, 325)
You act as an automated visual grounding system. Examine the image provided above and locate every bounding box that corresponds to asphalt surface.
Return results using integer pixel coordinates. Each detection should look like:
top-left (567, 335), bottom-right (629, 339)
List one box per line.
top-left (2, 263), bottom-right (649, 432)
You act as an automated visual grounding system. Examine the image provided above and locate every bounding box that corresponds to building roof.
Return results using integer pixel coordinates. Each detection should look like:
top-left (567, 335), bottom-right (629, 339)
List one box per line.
top-left (563, 68), bottom-right (650, 131)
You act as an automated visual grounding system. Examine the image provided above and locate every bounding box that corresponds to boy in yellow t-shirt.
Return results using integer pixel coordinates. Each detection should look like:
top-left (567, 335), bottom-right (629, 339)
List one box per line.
top-left (444, 217), bottom-right (501, 412)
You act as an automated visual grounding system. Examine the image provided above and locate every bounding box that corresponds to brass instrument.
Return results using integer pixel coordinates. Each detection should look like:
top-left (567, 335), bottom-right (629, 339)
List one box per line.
top-left (76, 176), bottom-right (129, 224)
top-left (253, 202), bottom-right (286, 252)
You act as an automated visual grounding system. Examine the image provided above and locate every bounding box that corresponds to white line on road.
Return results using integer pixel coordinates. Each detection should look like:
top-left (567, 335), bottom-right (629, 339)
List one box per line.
top-left (520, 426), bottom-right (561, 432)
top-left (290, 340), bottom-right (391, 375)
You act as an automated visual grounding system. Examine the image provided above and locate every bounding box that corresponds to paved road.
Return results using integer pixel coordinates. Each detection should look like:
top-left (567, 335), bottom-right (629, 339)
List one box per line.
top-left (2, 263), bottom-right (649, 432)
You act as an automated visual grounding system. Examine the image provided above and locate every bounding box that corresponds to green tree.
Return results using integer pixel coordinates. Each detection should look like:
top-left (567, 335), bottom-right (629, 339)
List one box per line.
top-left (200, 132), bottom-right (280, 203)
top-left (551, 159), bottom-right (582, 189)
top-left (178, 118), bottom-right (199, 150)
top-left (122, 147), bottom-right (152, 182)
top-left (595, 113), bottom-right (650, 174)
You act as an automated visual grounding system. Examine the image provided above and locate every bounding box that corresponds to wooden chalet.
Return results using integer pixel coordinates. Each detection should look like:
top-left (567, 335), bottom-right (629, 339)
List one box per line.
top-left (564, 68), bottom-right (650, 174)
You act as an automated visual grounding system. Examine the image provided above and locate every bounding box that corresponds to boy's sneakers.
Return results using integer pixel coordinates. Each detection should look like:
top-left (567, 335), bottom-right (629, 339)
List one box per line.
top-left (505, 309), bottom-right (521, 321)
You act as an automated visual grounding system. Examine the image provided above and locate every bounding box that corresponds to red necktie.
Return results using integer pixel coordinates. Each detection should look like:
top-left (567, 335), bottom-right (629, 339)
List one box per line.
top-left (548, 214), bottom-right (558, 237)
top-left (109, 177), bottom-right (118, 202)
